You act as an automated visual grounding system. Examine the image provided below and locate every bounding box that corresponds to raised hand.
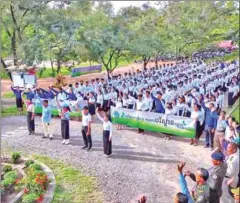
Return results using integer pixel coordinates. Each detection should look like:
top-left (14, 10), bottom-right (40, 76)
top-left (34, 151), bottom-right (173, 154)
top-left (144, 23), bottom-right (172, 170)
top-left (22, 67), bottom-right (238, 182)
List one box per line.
top-left (177, 162), bottom-right (186, 173)
top-left (138, 196), bottom-right (147, 203)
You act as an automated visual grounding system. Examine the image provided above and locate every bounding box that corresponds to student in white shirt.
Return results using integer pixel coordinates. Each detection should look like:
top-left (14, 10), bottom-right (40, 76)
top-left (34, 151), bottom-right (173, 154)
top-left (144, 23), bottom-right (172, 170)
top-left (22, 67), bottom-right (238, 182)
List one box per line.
top-left (81, 106), bottom-right (92, 152)
top-left (96, 90), bottom-right (104, 111)
top-left (96, 108), bottom-right (113, 157)
top-left (21, 92), bottom-right (35, 135)
top-left (184, 103), bottom-right (204, 146)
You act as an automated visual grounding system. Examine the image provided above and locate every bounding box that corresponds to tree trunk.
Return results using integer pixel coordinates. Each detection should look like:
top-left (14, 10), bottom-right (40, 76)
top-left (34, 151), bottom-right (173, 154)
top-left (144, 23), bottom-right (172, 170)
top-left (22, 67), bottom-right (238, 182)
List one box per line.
top-left (155, 56), bottom-right (158, 68)
top-left (1, 58), bottom-right (12, 80)
top-left (50, 59), bottom-right (55, 77)
top-left (11, 31), bottom-right (17, 65)
top-left (57, 59), bottom-right (61, 73)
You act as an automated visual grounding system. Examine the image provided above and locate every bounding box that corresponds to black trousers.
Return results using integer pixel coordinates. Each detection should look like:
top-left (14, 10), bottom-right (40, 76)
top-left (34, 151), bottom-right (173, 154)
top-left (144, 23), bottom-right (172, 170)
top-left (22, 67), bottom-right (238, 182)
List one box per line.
top-left (27, 112), bottom-right (35, 133)
top-left (82, 126), bottom-right (92, 149)
top-left (61, 120), bottom-right (69, 139)
top-left (103, 130), bottom-right (112, 155)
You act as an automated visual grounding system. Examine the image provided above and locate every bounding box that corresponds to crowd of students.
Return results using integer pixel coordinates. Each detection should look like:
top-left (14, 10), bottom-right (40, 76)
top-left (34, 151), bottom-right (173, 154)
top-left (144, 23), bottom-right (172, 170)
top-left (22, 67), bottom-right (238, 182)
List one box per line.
top-left (10, 58), bottom-right (240, 202)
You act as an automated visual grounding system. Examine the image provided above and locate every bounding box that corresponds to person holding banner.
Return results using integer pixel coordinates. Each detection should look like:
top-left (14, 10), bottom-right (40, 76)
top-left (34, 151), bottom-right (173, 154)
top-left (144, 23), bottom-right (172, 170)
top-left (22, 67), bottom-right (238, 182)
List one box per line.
top-left (129, 93), bottom-right (147, 134)
top-left (96, 108), bottom-right (113, 157)
top-left (11, 85), bottom-right (24, 111)
top-left (21, 92), bottom-right (35, 135)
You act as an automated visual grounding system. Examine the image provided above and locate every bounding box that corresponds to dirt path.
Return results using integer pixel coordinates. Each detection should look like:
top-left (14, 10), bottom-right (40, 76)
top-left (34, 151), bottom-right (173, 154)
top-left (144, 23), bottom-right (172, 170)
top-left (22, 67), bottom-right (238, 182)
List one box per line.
top-left (2, 115), bottom-right (211, 203)
top-left (1, 61), bottom-right (174, 94)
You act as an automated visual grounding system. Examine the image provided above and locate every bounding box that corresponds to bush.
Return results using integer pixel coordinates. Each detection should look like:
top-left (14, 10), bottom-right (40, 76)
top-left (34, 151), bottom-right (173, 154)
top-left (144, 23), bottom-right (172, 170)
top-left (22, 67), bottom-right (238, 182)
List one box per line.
top-left (29, 163), bottom-right (42, 171)
top-left (1, 171), bottom-right (17, 187)
top-left (12, 152), bottom-right (21, 164)
top-left (3, 165), bottom-right (12, 173)
top-left (4, 171), bottom-right (17, 180)
top-left (25, 160), bottom-right (35, 167)
top-left (22, 193), bottom-right (39, 203)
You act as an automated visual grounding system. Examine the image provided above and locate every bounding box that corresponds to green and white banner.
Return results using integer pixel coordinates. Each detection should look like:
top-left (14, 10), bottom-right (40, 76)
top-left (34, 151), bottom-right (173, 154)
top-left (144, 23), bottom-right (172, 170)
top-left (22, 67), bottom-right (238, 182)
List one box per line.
top-left (110, 107), bottom-right (196, 138)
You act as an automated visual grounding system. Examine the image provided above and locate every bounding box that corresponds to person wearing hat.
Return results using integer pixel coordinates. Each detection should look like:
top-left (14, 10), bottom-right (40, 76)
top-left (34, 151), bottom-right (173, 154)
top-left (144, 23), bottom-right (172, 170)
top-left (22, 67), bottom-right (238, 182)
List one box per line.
top-left (56, 99), bottom-right (70, 145)
top-left (207, 151), bottom-right (227, 203)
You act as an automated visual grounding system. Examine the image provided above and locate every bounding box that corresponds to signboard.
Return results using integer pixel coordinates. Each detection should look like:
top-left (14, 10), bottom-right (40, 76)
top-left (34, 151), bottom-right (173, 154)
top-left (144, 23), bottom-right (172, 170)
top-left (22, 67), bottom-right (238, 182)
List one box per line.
top-left (71, 64), bottom-right (102, 77)
top-left (110, 107), bottom-right (196, 138)
top-left (12, 73), bottom-right (36, 88)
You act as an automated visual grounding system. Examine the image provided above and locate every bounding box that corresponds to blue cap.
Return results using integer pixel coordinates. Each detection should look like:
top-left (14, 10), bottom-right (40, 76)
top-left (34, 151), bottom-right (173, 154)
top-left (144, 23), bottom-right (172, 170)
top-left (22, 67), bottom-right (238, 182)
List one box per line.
top-left (211, 151), bottom-right (225, 161)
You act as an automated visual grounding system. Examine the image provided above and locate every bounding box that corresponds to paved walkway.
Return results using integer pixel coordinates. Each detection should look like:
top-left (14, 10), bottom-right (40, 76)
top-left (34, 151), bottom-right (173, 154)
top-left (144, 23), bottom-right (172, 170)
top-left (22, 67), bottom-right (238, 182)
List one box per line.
top-left (2, 115), bottom-right (211, 203)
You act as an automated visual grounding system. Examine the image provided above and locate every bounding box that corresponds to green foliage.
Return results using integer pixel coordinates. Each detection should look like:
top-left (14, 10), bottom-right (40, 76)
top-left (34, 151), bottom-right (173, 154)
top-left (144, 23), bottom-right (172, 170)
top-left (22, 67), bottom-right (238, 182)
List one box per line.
top-left (11, 152), bottom-right (21, 164)
top-left (21, 193), bottom-right (39, 203)
top-left (3, 164), bottom-right (13, 173)
top-left (25, 160), bottom-right (35, 167)
top-left (1, 171), bottom-right (17, 188)
top-left (1, 106), bottom-right (26, 117)
top-left (2, 91), bottom-right (14, 98)
top-left (29, 163), bottom-right (42, 171)
top-left (232, 102), bottom-right (239, 122)
top-left (33, 155), bottom-right (103, 203)
top-left (22, 168), bottom-right (47, 197)
top-left (1, 0), bottom-right (239, 77)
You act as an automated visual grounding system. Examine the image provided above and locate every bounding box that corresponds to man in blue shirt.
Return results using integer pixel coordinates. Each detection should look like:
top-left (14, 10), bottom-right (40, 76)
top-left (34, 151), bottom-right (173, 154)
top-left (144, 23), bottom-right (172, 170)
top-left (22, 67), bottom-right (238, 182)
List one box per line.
top-left (11, 85), bottom-right (23, 111)
top-left (202, 102), bottom-right (219, 150)
top-left (151, 91), bottom-right (165, 114)
top-left (41, 100), bottom-right (53, 139)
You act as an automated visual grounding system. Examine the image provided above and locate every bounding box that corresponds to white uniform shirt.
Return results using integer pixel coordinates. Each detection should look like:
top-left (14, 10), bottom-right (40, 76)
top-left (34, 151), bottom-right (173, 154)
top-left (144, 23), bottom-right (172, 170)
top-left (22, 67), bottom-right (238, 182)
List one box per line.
top-left (226, 151), bottom-right (240, 187)
top-left (81, 112), bottom-right (91, 126)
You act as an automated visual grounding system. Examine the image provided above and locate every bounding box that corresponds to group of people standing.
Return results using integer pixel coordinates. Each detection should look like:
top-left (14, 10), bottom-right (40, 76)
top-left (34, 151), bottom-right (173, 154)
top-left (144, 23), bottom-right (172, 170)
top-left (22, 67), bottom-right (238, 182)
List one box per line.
top-left (10, 57), bottom-right (240, 202)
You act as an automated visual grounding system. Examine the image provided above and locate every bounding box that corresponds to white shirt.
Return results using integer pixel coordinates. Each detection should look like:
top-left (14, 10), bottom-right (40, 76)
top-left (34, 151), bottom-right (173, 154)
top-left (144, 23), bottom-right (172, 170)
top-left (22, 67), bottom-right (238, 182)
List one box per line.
top-left (226, 151), bottom-right (240, 187)
top-left (96, 112), bottom-right (113, 138)
top-left (96, 95), bottom-right (103, 105)
top-left (82, 112), bottom-right (91, 126)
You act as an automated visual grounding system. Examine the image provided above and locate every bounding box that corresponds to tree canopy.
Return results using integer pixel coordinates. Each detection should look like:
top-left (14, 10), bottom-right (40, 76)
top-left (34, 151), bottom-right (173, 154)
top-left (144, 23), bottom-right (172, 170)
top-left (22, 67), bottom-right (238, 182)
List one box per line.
top-left (1, 0), bottom-right (239, 78)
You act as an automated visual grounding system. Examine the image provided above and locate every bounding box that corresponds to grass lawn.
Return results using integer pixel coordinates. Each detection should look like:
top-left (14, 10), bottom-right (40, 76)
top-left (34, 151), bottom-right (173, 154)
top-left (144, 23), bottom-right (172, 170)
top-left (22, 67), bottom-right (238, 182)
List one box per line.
top-left (231, 104), bottom-right (239, 122)
top-left (33, 155), bottom-right (103, 203)
top-left (1, 105), bottom-right (26, 117)
top-left (2, 91), bottom-right (14, 98)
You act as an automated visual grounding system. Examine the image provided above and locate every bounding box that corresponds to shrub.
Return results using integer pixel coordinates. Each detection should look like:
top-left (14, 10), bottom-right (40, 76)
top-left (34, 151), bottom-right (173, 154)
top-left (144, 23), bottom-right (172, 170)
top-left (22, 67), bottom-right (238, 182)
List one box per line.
top-left (1, 178), bottom-right (15, 187)
top-left (4, 171), bottom-right (17, 180)
top-left (3, 165), bottom-right (12, 173)
top-left (12, 152), bottom-right (21, 164)
top-left (25, 160), bottom-right (35, 167)
top-left (1, 171), bottom-right (17, 188)
top-left (22, 193), bottom-right (39, 203)
top-left (29, 163), bottom-right (42, 171)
